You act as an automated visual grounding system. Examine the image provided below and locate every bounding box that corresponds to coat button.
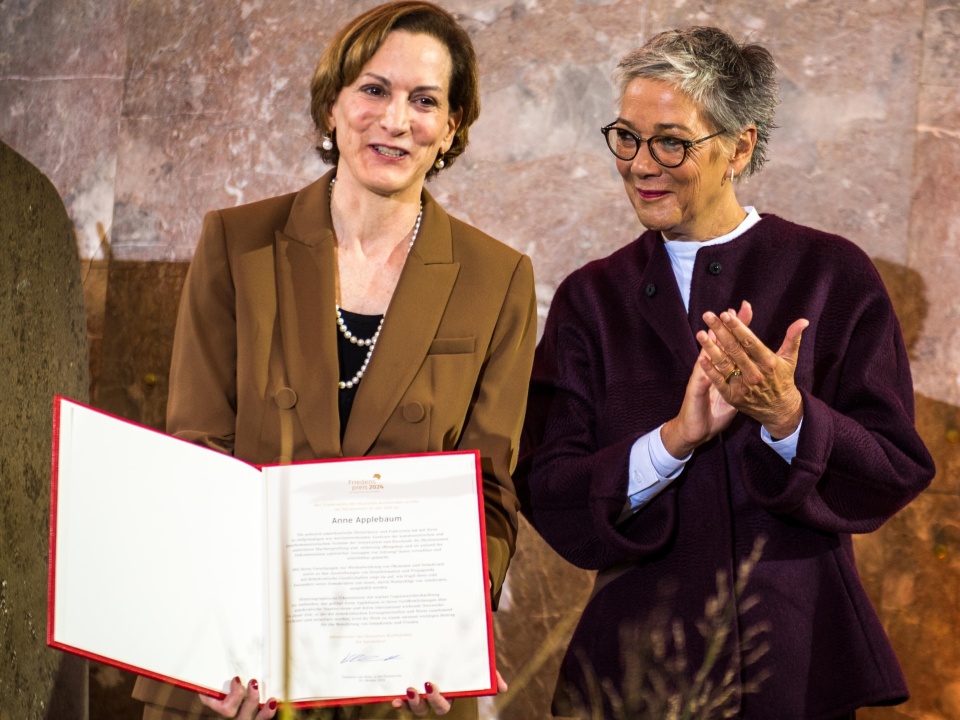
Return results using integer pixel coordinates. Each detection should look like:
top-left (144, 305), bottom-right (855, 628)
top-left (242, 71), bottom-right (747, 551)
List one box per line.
top-left (645, 283), bottom-right (657, 297)
top-left (402, 402), bottom-right (425, 423)
top-left (708, 261), bottom-right (723, 276)
top-left (274, 387), bottom-right (298, 409)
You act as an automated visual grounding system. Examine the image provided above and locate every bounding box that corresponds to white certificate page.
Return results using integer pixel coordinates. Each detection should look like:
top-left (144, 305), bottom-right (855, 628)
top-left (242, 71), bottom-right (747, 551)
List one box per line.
top-left (263, 452), bottom-right (493, 703)
top-left (50, 398), bottom-right (265, 695)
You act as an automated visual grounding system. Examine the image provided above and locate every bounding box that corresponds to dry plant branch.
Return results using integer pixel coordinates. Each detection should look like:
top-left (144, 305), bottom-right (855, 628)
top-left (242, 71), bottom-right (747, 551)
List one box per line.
top-left (567, 535), bottom-right (769, 720)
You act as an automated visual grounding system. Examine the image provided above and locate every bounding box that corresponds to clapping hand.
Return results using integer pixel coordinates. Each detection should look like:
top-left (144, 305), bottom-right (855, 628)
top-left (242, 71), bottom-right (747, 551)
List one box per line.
top-left (696, 306), bottom-right (807, 439)
top-left (661, 301), bottom-right (754, 458)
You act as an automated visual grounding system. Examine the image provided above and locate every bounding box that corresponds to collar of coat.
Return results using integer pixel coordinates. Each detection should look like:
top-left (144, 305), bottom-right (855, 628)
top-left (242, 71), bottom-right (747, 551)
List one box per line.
top-left (273, 170), bottom-right (461, 458)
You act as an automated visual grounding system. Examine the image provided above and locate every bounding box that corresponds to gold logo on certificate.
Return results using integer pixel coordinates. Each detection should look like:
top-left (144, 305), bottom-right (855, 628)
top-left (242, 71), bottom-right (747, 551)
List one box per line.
top-left (349, 472), bottom-right (385, 493)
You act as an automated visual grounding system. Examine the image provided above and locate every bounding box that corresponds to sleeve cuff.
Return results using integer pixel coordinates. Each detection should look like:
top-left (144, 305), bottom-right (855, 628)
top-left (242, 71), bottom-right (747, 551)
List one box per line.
top-left (620, 425), bottom-right (689, 519)
top-left (760, 417), bottom-right (804, 464)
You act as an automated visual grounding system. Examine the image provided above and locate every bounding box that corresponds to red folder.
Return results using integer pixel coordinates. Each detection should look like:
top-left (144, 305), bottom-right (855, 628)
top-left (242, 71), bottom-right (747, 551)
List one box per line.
top-left (48, 396), bottom-right (496, 708)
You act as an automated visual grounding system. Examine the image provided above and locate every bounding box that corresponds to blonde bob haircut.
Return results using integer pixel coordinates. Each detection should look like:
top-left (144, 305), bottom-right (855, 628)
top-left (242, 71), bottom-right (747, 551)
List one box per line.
top-left (310, 1), bottom-right (480, 179)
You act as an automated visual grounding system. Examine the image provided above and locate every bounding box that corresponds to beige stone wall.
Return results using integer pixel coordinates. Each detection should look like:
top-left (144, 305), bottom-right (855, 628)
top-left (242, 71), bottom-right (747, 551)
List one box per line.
top-left (2, 1), bottom-right (958, 718)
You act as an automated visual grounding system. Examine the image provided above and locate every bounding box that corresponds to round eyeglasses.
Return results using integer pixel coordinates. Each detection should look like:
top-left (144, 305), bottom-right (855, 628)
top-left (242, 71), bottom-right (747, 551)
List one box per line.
top-left (601, 123), bottom-right (726, 168)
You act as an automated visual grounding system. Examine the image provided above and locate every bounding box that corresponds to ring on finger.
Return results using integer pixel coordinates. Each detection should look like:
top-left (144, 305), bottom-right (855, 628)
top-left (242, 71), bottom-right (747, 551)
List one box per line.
top-left (724, 367), bottom-right (742, 383)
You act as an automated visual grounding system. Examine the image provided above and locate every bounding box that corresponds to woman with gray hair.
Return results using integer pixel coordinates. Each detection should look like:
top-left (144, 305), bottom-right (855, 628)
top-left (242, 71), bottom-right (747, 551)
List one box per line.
top-left (518, 26), bottom-right (933, 720)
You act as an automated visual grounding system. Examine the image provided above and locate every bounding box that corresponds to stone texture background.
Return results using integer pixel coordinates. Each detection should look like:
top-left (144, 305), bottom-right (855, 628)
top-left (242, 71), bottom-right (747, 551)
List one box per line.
top-left (0, 141), bottom-right (89, 720)
top-left (2, 0), bottom-right (958, 718)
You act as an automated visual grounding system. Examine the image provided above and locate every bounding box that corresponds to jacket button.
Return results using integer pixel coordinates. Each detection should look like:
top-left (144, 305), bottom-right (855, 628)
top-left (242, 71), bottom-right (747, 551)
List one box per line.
top-left (274, 387), bottom-right (298, 409)
top-left (708, 261), bottom-right (723, 276)
top-left (402, 402), bottom-right (425, 423)
top-left (645, 283), bottom-right (657, 297)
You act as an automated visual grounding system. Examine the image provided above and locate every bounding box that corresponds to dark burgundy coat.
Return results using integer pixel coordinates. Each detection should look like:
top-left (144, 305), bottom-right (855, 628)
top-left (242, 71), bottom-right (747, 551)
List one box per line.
top-left (517, 215), bottom-right (935, 720)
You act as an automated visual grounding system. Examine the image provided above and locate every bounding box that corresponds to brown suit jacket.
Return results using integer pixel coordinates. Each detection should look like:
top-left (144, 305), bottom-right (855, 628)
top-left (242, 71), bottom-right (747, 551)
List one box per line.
top-left (134, 171), bottom-right (536, 719)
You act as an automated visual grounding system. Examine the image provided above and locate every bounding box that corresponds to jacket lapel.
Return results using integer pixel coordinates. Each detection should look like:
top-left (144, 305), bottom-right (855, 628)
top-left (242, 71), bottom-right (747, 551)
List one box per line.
top-left (275, 172), bottom-right (342, 458)
top-left (342, 191), bottom-right (460, 457)
top-left (633, 237), bottom-right (700, 369)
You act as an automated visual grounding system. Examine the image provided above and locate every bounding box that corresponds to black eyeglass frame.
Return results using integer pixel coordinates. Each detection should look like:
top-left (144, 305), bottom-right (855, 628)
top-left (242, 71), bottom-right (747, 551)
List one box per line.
top-left (600, 123), bottom-right (726, 168)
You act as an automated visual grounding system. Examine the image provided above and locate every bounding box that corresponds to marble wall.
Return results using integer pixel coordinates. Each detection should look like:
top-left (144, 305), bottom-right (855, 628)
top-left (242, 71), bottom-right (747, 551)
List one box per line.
top-left (2, 0), bottom-right (958, 718)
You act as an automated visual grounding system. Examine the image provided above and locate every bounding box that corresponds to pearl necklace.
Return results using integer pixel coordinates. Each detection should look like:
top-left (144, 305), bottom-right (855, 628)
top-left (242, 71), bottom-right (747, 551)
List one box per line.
top-left (335, 309), bottom-right (383, 390)
top-left (330, 177), bottom-right (423, 390)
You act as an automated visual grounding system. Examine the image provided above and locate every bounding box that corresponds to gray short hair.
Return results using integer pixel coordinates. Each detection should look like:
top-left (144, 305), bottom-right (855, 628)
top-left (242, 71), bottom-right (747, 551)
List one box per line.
top-left (615, 26), bottom-right (779, 177)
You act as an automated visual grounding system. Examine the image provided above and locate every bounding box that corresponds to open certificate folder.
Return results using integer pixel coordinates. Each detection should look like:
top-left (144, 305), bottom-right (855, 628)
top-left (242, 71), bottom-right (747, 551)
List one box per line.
top-left (48, 397), bottom-right (497, 708)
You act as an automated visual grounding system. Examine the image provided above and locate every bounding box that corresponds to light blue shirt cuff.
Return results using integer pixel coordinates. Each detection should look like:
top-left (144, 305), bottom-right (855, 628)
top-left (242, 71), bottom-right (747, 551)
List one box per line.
top-left (620, 425), bottom-right (690, 520)
top-left (760, 417), bottom-right (803, 463)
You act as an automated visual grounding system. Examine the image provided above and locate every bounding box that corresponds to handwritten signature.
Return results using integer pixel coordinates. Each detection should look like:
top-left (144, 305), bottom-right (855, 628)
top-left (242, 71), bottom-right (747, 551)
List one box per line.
top-left (341, 652), bottom-right (401, 664)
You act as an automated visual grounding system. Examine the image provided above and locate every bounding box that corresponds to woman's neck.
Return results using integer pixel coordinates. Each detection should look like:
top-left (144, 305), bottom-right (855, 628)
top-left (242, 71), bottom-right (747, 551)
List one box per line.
top-left (329, 174), bottom-right (423, 257)
top-left (329, 174), bottom-right (424, 314)
top-left (664, 192), bottom-right (748, 243)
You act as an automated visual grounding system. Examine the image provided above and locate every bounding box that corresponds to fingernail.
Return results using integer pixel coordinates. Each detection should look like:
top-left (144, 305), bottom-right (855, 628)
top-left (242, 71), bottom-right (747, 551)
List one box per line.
top-left (268, 699), bottom-right (277, 710)
top-left (407, 689), bottom-right (416, 699)
top-left (251, 679), bottom-right (259, 690)
top-left (233, 676), bottom-right (242, 685)
top-left (424, 682), bottom-right (434, 694)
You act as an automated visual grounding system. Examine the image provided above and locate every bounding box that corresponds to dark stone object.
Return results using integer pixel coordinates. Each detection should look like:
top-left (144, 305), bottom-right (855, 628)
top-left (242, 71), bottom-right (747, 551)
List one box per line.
top-left (0, 140), bottom-right (89, 720)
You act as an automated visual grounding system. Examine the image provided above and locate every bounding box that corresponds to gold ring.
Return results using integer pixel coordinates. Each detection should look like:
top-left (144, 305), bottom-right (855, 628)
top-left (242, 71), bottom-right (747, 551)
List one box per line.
top-left (724, 367), bottom-right (742, 383)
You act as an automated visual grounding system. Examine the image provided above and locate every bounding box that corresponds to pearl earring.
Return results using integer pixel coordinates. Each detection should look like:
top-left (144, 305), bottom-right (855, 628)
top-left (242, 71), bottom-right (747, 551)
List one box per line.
top-left (434, 155), bottom-right (445, 170)
top-left (321, 136), bottom-right (334, 151)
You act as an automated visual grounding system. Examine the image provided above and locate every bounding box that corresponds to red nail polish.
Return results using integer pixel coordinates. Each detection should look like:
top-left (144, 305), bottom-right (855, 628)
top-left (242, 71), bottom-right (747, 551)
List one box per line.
top-left (268, 699), bottom-right (277, 710)
top-left (251, 679), bottom-right (259, 690)
top-left (424, 682), bottom-right (434, 695)
top-left (407, 689), bottom-right (416, 699)
top-left (233, 676), bottom-right (242, 685)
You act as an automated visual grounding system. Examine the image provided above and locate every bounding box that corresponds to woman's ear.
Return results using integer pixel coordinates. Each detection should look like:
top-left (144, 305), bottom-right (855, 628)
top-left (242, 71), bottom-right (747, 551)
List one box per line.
top-left (731, 126), bottom-right (758, 175)
top-left (325, 97), bottom-right (338, 135)
top-left (444, 107), bottom-right (463, 150)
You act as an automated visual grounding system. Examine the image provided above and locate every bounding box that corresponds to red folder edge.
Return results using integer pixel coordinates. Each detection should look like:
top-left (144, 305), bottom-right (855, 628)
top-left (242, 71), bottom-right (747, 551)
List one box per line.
top-left (46, 395), bottom-right (498, 707)
top-left (47, 394), bottom-right (63, 650)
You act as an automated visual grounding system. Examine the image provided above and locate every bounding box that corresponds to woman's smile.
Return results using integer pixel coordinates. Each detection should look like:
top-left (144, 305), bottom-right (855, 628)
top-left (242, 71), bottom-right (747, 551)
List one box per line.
top-left (371, 144), bottom-right (409, 159)
top-left (636, 188), bottom-right (670, 200)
